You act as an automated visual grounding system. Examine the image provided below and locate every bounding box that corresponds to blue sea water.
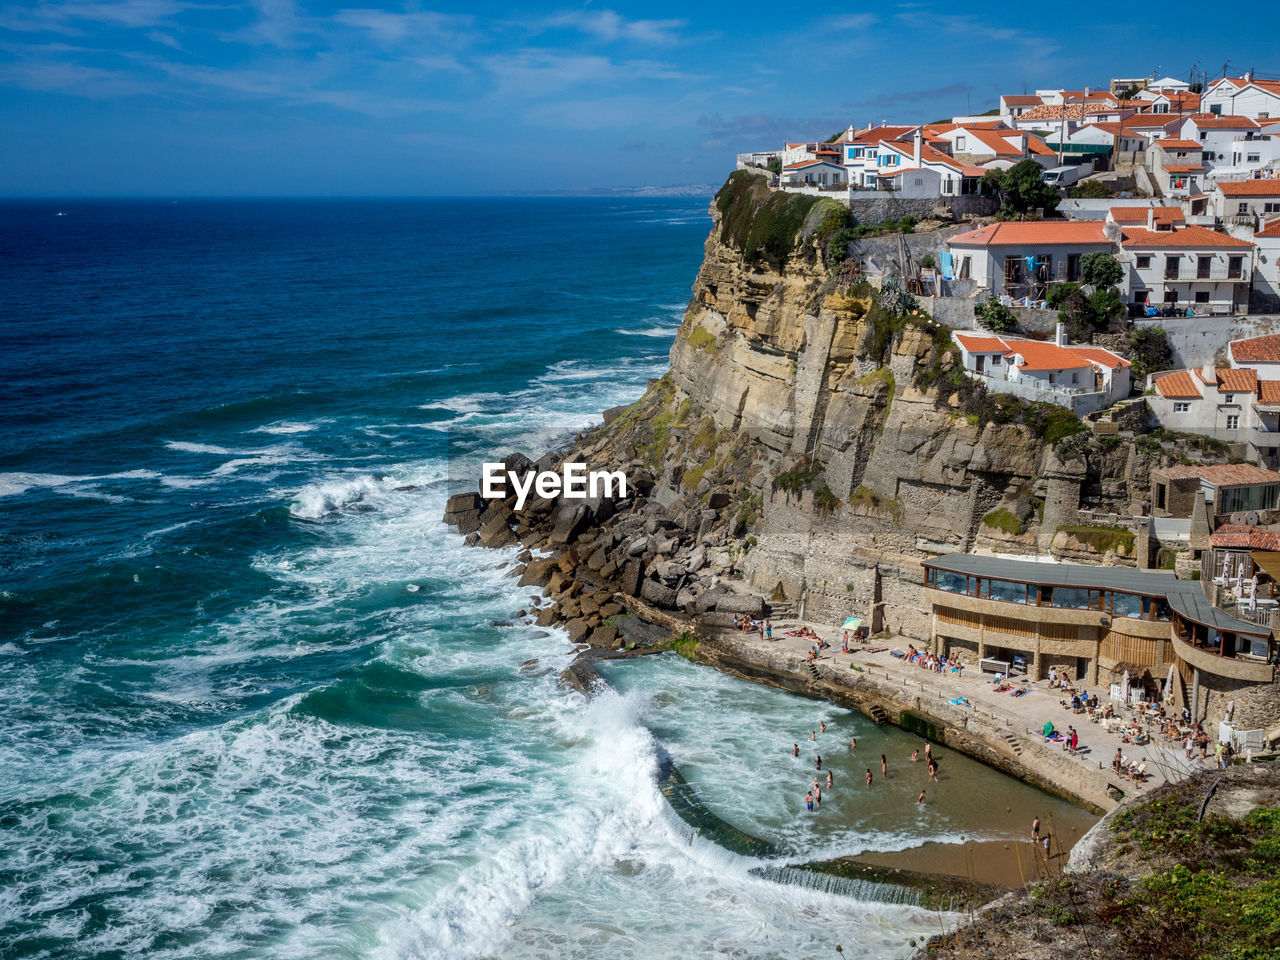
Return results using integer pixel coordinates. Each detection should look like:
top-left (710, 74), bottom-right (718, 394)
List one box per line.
top-left (0, 198), bottom-right (1078, 960)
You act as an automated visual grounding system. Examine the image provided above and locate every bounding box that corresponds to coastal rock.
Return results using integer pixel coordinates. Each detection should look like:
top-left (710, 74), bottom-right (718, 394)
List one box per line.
top-left (564, 618), bottom-right (591, 644)
top-left (549, 504), bottom-right (591, 545)
top-left (707, 490), bottom-right (731, 510)
top-left (620, 559), bottom-right (644, 596)
top-left (444, 492), bottom-right (482, 516)
top-left (715, 594), bottom-right (765, 615)
top-left (535, 606), bottom-right (558, 627)
top-left (599, 559), bottom-right (618, 580)
top-left (640, 579), bottom-right (677, 608)
top-left (448, 508), bottom-right (482, 535)
top-left (518, 557), bottom-right (558, 587)
top-left (599, 602), bottom-right (624, 619)
top-left (586, 547), bottom-right (609, 571)
top-left (588, 624), bottom-right (618, 647)
top-left (478, 514), bottom-right (517, 548)
top-left (625, 537), bottom-right (648, 557)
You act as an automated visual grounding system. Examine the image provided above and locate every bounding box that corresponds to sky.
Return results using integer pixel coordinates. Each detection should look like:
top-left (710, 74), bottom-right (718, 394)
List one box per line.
top-left (1, 1), bottom-right (1278, 196)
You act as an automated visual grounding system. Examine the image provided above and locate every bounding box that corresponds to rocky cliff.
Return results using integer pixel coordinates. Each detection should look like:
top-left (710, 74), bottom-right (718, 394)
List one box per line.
top-left (445, 170), bottom-right (1169, 645)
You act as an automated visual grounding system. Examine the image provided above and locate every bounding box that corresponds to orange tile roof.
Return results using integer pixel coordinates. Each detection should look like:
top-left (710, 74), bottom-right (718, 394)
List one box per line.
top-left (1154, 139), bottom-right (1202, 149)
top-left (963, 127), bottom-right (1024, 155)
top-left (1120, 225), bottom-right (1254, 249)
top-left (1259, 380), bottom-right (1280, 403)
top-left (1258, 218), bottom-right (1280, 239)
top-left (1163, 164), bottom-right (1205, 173)
top-left (1073, 346), bottom-right (1130, 369)
top-left (1153, 370), bottom-right (1202, 398)
top-left (1156, 463), bottom-right (1280, 485)
top-left (1017, 102), bottom-right (1118, 121)
top-left (1187, 113), bottom-right (1259, 129)
top-left (1231, 334), bottom-right (1280, 364)
top-left (1002, 95), bottom-right (1044, 106)
top-left (1210, 527), bottom-right (1280, 550)
top-left (1109, 206), bottom-right (1185, 224)
top-left (1219, 179), bottom-right (1280, 197)
top-left (949, 221), bottom-right (1112, 246)
top-left (1217, 367), bottom-right (1258, 392)
top-left (1003, 341), bottom-right (1094, 370)
top-left (954, 333), bottom-right (1010, 352)
top-left (1087, 122), bottom-right (1126, 136)
top-left (783, 159), bottom-right (842, 169)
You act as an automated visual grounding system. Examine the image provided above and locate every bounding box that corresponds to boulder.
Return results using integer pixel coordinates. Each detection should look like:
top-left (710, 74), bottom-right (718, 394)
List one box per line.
top-left (535, 606), bottom-right (559, 627)
top-left (579, 596), bottom-right (600, 617)
top-left (620, 559), bottom-right (645, 597)
top-left (715, 594), bottom-right (765, 615)
top-left (640, 579), bottom-right (678, 608)
top-left (687, 546), bottom-right (707, 572)
top-left (588, 623), bottom-right (619, 648)
top-left (599, 560), bottom-right (618, 580)
top-left (625, 537), bottom-right (648, 557)
top-left (599, 602), bottom-right (625, 619)
top-left (565, 618), bottom-right (592, 644)
top-left (707, 490), bottom-right (731, 510)
top-left (450, 509), bottom-right (482, 535)
top-left (699, 611), bottom-right (738, 628)
top-left (587, 547), bottom-right (609, 571)
top-left (549, 503), bottom-right (591, 545)
top-left (478, 514), bottom-right (517, 548)
top-left (561, 600), bottom-right (581, 620)
top-left (444, 491), bottom-right (482, 516)
top-left (556, 547), bottom-right (579, 575)
top-left (463, 532), bottom-right (480, 547)
top-left (676, 587), bottom-right (697, 610)
top-left (518, 557), bottom-right (558, 587)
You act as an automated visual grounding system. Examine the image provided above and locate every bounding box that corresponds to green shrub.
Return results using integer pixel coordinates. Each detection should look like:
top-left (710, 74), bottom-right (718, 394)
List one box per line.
top-left (687, 325), bottom-right (717, 353)
top-left (1057, 524), bottom-right (1135, 555)
top-left (813, 481), bottom-right (841, 514)
top-left (976, 296), bottom-right (1018, 333)
top-left (714, 170), bottom-right (825, 263)
top-left (982, 508), bottom-right (1024, 536)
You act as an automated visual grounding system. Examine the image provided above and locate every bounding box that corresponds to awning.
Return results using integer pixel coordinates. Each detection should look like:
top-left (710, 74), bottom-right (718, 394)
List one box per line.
top-left (841, 617), bottom-right (863, 630)
top-left (1251, 551), bottom-right (1280, 581)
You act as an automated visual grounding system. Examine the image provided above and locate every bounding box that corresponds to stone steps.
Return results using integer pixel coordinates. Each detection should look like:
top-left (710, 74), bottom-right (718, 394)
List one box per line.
top-left (868, 704), bottom-right (889, 725)
top-left (1001, 731), bottom-right (1024, 756)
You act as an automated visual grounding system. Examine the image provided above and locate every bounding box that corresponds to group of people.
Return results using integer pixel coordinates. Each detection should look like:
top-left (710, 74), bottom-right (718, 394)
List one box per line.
top-left (731, 614), bottom-right (773, 640)
top-left (893, 644), bottom-right (965, 676)
top-left (798, 720), bottom-right (938, 812)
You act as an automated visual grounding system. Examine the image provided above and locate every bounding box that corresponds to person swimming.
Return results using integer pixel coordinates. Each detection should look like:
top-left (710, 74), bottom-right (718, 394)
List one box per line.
top-left (880, 754), bottom-right (887, 778)
top-left (792, 743), bottom-right (799, 758)
top-left (819, 720), bottom-right (826, 734)
top-left (815, 755), bottom-right (822, 770)
top-left (918, 791), bottom-right (927, 804)
top-left (865, 769), bottom-right (873, 786)
top-left (911, 749), bottom-right (918, 762)
top-left (813, 784), bottom-right (821, 807)
top-left (849, 736), bottom-right (857, 751)
top-left (806, 790), bottom-right (814, 812)
top-left (826, 770), bottom-right (833, 789)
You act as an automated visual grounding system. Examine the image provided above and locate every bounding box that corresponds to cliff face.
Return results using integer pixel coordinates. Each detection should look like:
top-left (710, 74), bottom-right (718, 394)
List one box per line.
top-left (578, 171), bottom-right (1158, 639)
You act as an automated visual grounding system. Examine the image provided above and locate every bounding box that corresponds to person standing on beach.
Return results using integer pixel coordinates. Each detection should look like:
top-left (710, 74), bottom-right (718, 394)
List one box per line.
top-left (865, 769), bottom-right (873, 787)
top-left (1032, 817), bottom-right (1041, 841)
top-left (880, 754), bottom-right (887, 779)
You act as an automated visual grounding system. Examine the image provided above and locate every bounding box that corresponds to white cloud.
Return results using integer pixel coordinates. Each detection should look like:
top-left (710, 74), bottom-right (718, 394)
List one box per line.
top-left (537, 9), bottom-right (686, 44)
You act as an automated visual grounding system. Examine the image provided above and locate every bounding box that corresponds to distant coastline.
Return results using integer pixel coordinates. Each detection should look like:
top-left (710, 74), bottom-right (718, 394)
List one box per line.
top-left (514, 184), bottom-right (718, 198)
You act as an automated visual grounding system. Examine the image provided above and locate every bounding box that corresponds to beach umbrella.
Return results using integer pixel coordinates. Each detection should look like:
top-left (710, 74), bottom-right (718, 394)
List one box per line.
top-left (1221, 552), bottom-right (1231, 581)
top-left (1165, 662), bottom-right (1177, 703)
top-left (1250, 576), bottom-right (1258, 612)
top-left (1121, 669), bottom-right (1130, 704)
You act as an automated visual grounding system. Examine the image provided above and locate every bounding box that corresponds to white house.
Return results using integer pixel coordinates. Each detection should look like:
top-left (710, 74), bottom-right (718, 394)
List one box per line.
top-left (780, 159), bottom-right (847, 189)
top-left (1147, 77), bottom-right (1191, 93)
top-left (946, 221), bottom-right (1118, 300)
top-left (999, 95), bottom-right (1045, 120)
top-left (1012, 102), bottom-right (1128, 134)
top-left (1180, 114), bottom-right (1261, 169)
top-left (953, 326), bottom-right (1132, 414)
top-left (1146, 138), bottom-right (1206, 197)
top-left (1147, 364), bottom-right (1280, 467)
top-left (1213, 179), bottom-right (1280, 225)
top-left (1200, 75), bottom-right (1280, 121)
top-left (1253, 217), bottom-right (1280, 311)
top-left (1121, 225), bottom-right (1254, 314)
top-left (1120, 114), bottom-right (1185, 146)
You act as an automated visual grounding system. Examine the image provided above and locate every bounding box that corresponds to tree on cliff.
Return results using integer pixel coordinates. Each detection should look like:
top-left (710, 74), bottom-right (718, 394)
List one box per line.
top-left (982, 160), bottom-right (1061, 216)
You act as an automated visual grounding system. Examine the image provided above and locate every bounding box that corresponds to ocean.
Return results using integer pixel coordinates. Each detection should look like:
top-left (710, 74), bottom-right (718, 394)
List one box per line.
top-left (0, 198), bottom-right (1086, 960)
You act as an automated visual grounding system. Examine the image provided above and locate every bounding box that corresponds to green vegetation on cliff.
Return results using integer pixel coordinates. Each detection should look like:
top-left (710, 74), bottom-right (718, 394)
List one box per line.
top-left (714, 170), bottom-right (844, 263)
top-left (1057, 524), bottom-right (1135, 555)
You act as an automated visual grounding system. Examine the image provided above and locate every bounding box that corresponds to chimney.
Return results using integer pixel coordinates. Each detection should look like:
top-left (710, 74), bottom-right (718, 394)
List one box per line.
top-left (846, 124), bottom-right (855, 141)
top-left (1020, 131), bottom-right (1028, 154)
top-left (881, 119), bottom-right (887, 127)
top-left (1084, 86), bottom-right (1091, 97)
top-left (1203, 361), bottom-right (1216, 383)
top-left (1147, 206), bottom-right (1156, 230)
top-left (913, 129), bottom-right (922, 165)
top-left (1055, 322), bottom-right (1068, 346)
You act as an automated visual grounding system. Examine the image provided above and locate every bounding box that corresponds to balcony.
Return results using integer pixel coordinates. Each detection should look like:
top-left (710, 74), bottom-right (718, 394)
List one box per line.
top-left (1171, 630), bottom-right (1275, 682)
top-left (1164, 269), bottom-right (1181, 280)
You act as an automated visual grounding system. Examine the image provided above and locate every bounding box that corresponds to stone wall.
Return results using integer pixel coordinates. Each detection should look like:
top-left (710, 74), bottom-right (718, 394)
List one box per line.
top-left (1134, 315), bottom-right (1280, 367)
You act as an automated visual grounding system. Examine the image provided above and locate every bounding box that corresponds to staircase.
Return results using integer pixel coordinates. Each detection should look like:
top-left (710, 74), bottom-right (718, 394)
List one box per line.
top-left (805, 661), bottom-right (821, 682)
top-left (1000, 731), bottom-right (1024, 757)
top-left (868, 704), bottom-right (889, 726)
top-left (768, 600), bottom-right (796, 621)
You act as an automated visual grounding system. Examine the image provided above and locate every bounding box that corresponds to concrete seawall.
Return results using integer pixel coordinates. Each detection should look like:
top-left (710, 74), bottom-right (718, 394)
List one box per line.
top-left (687, 630), bottom-right (1117, 814)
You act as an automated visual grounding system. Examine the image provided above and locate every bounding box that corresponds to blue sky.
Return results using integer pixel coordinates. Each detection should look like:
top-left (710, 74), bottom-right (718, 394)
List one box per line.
top-left (1, 1), bottom-right (1276, 195)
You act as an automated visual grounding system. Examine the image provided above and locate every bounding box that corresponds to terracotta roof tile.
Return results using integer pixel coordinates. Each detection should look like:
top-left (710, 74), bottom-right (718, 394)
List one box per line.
top-left (1153, 370), bottom-right (1202, 398)
top-left (1210, 528), bottom-right (1280, 550)
top-left (1002, 95), bottom-right (1044, 106)
top-left (1231, 334), bottom-right (1280, 364)
top-left (1154, 139), bottom-right (1202, 149)
top-left (1073, 347), bottom-right (1130, 369)
top-left (1163, 164), bottom-right (1205, 173)
top-left (1218, 179), bottom-right (1280, 197)
top-left (1156, 463), bottom-right (1280, 485)
top-left (1217, 367), bottom-right (1258, 392)
top-left (1017, 102), bottom-right (1117, 121)
top-left (1187, 113), bottom-right (1259, 129)
top-left (1120, 225), bottom-right (1254, 249)
top-left (1260, 380), bottom-right (1280, 403)
top-left (1259, 218), bottom-right (1280, 239)
top-left (1003, 341), bottom-right (1094, 370)
top-left (949, 221), bottom-right (1112, 246)
top-left (1108, 206), bottom-right (1185, 224)
top-left (954, 334), bottom-right (1010, 352)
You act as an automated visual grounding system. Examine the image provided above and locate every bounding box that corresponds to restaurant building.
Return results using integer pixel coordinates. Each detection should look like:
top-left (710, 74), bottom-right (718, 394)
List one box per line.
top-left (923, 552), bottom-right (1277, 727)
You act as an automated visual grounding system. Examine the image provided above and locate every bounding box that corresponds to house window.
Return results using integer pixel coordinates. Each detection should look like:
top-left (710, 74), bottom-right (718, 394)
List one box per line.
top-left (1197, 255), bottom-right (1212, 279)
top-left (956, 136), bottom-right (966, 150)
top-left (1227, 414), bottom-right (1240, 430)
top-left (1067, 254), bottom-right (1081, 281)
top-left (1239, 202), bottom-right (1250, 214)
top-left (991, 354), bottom-right (1001, 365)
top-left (1136, 255), bottom-right (1151, 269)
top-left (958, 256), bottom-right (971, 280)
top-left (1248, 153), bottom-right (1261, 163)
top-left (1224, 394), bottom-right (1235, 404)
top-left (1229, 256), bottom-right (1244, 279)
top-left (1174, 402), bottom-right (1191, 412)
top-left (1196, 291), bottom-right (1211, 303)
top-left (1165, 256), bottom-right (1180, 279)
top-left (1210, 104), bottom-right (1222, 115)
top-left (1266, 203), bottom-right (1280, 213)
top-left (1199, 131), bottom-right (1209, 140)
